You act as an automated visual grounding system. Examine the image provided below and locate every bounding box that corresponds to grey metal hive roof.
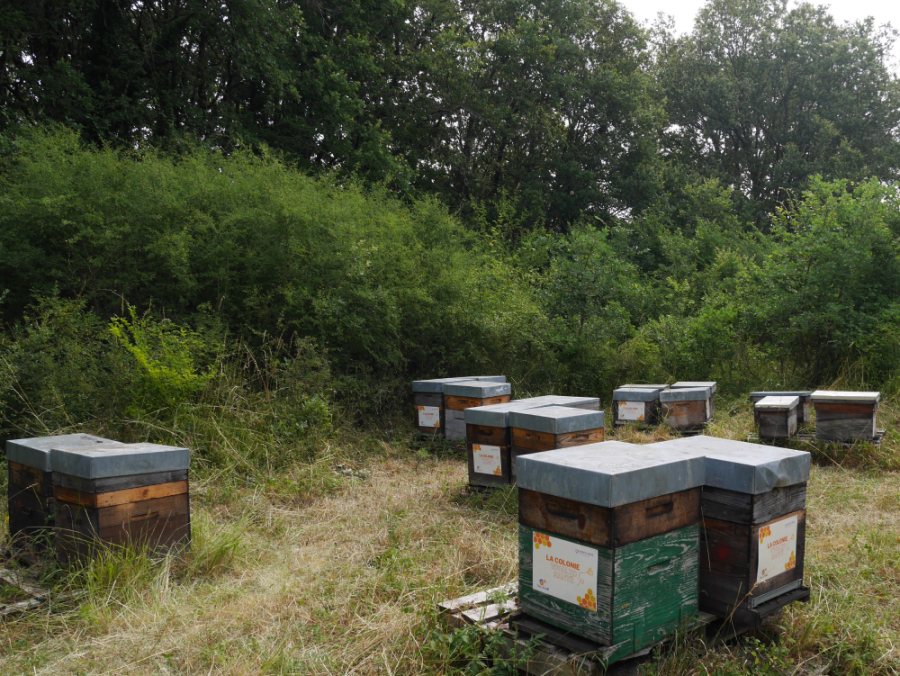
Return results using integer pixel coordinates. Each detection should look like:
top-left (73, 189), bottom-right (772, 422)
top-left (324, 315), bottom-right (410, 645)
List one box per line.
top-left (465, 400), bottom-right (550, 427)
top-left (749, 391), bottom-right (812, 399)
top-left (442, 380), bottom-right (512, 398)
top-left (613, 387), bottom-right (662, 402)
top-left (509, 406), bottom-right (604, 434)
top-left (50, 443), bottom-right (190, 479)
top-left (620, 384), bottom-right (669, 390)
top-left (516, 442), bottom-right (706, 507)
top-left (755, 396), bottom-right (799, 410)
top-left (810, 390), bottom-right (880, 404)
top-left (672, 381), bottom-right (717, 393)
top-left (660, 387), bottom-right (711, 402)
top-left (650, 436), bottom-right (810, 494)
top-left (412, 375), bottom-right (507, 393)
top-left (6, 434), bottom-right (120, 472)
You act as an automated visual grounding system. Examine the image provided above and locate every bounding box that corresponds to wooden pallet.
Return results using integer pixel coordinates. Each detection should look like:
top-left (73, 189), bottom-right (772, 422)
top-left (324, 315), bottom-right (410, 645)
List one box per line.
top-left (0, 567), bottom-right (48, 617)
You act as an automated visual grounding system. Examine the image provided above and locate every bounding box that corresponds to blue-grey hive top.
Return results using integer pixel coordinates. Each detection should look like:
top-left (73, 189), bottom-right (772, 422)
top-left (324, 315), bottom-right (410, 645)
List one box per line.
top-left (508, 406), bottom-right (605, 434)
top-left (613, 387), bottom-right (664, 402)
top-left (50, 442), bottom-right (190, 480)
top-left (442, 380), bottom-right (512, 398)
top-left (672, 381), bottom-right (717, 394)
top-left (464, 395), bottom-right (601, 426)
top-left (659, 386), bottom-right (712, 402)
top-left (516, 441), bottom-right (706, 507)
top-left (650, 436), bottom-right (810, 494)
top-left (412, 375), bottom-right (507, 393)
top-left (810, 390), bottom-right (880, 404)
top-left (620, 384), bottom-right (669, 389)
top-left (749, 391), bottom-right (812, 399)
top-left (6, 434), bottom-right (120, 472)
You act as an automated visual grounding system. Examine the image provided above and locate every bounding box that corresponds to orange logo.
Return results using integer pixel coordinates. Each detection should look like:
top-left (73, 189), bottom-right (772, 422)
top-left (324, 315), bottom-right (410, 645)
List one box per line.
top-left (493, 467), bottom-right (502, 476)
top-left (577, 588), bottom-right (597, 611)
top-left (785, 552), bottom-right (796, 571)
top-left (759, 526), bottom-right (771, 543)
top-left (533, 532), bottom-right (552, 550)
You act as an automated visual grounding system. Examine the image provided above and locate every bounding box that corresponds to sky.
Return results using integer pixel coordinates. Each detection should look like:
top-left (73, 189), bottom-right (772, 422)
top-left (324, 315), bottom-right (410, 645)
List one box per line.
top-left (623, 0), bottom-right (900, 70)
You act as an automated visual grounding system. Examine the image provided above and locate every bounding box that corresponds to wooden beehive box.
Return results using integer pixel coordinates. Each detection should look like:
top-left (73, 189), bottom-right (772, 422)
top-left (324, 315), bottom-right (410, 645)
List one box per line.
top-left (442, 380), bottom-right (512, 440)
top-left (652, 436), bottom-right (810, 624)
top-left (749, 391), bottom-right (812, 425)
top-left (5, 434), bottom-right (119, 545)
top-left (412, 376), bottom-right (507, 437)
top-left (465, 396), bottom-right (601, 488)
top-left (612, 386), bottom-right (666, 426)
top-left (51, 443), bottom-right (192, 561)
top-left (660, 387), bottom-right (712, 429)
top-left (517, 442), bottom-right (704, 652)
top-left (509, 407), bottom-right (605, 479)
top-left (672, 382), bottom-right (717, 419)
top-left (811, 390), bottom-right (881, 442)
top-left (755, 396), bottom-right (799, 439)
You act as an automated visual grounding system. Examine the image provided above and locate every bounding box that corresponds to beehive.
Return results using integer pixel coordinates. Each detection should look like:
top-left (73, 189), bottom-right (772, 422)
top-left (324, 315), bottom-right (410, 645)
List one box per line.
top-left (672, 382), bottom-right (717, 419)
top-left (465, 396), bottom-right (601, 487)
top-left (442, 380), bottom-right (512, 440)
top-left (811, 391), bottom-right (881, 442)
top-left (51, 443), bottom-right (191, 561)
top-left (612, 386), bottom-right (666, 426)
top-left (749, 391), bottom-right (812, 425)
top-left (517, 442), bottom-right (704, 651)
top-left (652, 436), bottom-right (810, 623)
top-left (509, 407), bottom-right (605, 479)
top-left (755, 396), bottom-right (799, 439)
top-left (6, 434), bottom-right (119, 545)
top-left (412, 376), bottom-right (507, 437)
top-left (660, 387), bottom-right (712, 429)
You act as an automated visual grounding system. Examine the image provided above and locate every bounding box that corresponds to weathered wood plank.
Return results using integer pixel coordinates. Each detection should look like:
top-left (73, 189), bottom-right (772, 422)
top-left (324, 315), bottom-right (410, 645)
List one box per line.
top-left (52, 469), bottom-right (189, 494)
top-left (701, 484), bottom-right (807, 525)
top-left (662, 400), bottom-right (709, 429)
top-left (55, 480), bottom-right (189, 508)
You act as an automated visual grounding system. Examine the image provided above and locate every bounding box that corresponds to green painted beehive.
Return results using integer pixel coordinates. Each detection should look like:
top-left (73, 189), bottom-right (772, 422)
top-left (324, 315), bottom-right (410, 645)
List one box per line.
top-left (516, 442), bottom-right (705, 652)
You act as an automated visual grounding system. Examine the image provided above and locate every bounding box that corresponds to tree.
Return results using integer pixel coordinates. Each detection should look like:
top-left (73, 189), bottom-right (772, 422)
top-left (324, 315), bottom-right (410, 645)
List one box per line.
top-left (657, 0), bottom-right (900, 227)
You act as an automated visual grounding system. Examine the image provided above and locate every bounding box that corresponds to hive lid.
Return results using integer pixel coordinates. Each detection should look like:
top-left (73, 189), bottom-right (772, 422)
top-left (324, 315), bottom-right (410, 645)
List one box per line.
top-left (50, 442), bottom-right (190, 479)
top-left (412, 375), bottom-right (507, 393)
top-left (465, 400), bottom-right (551, 427)
top-left (755, 396), bottom-right (799, 410)
top-left (810, 390), bottom-right (880, 404)
top-left (613, 387), bottom-right (662, 402)
top-left (660, 387), bottom-right (711, 402)
top-left (6, 434), bottom-right (120, 472)
top-left (509, 406), bottom-right (605, 434)
top-left (516, 442), bottom-right (706, 507)
top-left (543, 395), bottom-right (601, 410)
top-left (442, 380), bottom-right (512, 398)
top-left (650, 436), bottom-right (810, 494)
top-left (672, 381), bottom-right (717, 394)
top-left (749, 391), bottom-right (812, 399)
top-left (620, 384), bottom-right (669, 389)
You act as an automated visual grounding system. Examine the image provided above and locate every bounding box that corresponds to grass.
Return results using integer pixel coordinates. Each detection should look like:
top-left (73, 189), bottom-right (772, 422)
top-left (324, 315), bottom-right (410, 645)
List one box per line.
top-left (0, 400), bottom-right (899, 674)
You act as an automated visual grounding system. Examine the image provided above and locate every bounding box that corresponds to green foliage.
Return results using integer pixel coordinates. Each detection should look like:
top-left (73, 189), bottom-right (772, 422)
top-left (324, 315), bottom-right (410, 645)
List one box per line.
top-left (421, 621), bottom-right (539, 675)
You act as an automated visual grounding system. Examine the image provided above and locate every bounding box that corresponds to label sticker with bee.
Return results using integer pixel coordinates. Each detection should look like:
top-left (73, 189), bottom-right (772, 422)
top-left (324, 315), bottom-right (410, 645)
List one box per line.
top-left (532, 531), bottom-right (599, 611)
top-left (757, 514), bottom-right (798, 583)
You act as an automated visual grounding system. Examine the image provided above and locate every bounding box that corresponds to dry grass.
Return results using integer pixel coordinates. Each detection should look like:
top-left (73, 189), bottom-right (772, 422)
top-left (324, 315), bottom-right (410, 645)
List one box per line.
top-left (1, 406), bottom-right (899, 675)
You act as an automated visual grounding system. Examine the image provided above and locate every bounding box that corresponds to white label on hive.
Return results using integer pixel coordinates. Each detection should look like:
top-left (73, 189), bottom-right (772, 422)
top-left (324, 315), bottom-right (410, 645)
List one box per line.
top-left (706, 399), bottom-right (711, 419)
top-left (756, 514), bottom-right (798, 583)
top-left (532, 531), bottom-right (599, 612)
top-left (618, 401), bottom-right (645, 422)
top-left (417, 406), bottom-right (441, 428)
top-left (473, 444), bottom-right (503, 476)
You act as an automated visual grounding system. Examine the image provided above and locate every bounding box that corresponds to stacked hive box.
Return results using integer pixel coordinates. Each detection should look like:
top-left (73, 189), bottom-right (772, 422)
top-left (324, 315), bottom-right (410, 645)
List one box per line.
top-left (612, 386), bottom-right (667, 426)
top-left (660, 386), bottom-right (713, 430)
top-left (442, 380), bottom-right (512, 440)
top-left (749, 391), bottom-right (812, 425)
top-left (52, 443), bottom-right (192, 561)
top-left (811, 391), bottom-right (881, 442)
top-left (465, 396), bottom-right (600, 488)
top-left (652, 436), bottom-right (810, 624)
top-left (755, 396), bottom-right (799, 439)
top-left (412, 376), bottom-right (507, 437)
top-left (517, 443), bottom-right (705, 657)
top-left (6, 434), bottom-right (119, 545)
top-left (672, 382), bottom-right (717, 419)
top-left (509, 407), bottom-right (605, 480)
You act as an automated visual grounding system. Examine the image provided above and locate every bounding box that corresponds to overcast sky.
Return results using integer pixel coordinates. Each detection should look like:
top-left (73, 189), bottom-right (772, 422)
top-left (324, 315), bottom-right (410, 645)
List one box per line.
top-left (623, 0), bottom-right (900, 71)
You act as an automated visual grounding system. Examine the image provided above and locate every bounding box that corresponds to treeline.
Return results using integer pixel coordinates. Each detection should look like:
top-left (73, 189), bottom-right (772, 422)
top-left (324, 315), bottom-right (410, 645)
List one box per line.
top-left (1, 0), bottom-right (900, 449)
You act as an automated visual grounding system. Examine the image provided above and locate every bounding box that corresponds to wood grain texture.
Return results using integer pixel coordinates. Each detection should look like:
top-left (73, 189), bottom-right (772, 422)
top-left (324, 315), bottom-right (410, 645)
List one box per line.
top-left (519, 488), bottom-right (700, 548)
top-left (55, 480), bottom-right (189, 508)
top-left (466, 424), bottom-right (509, 447)
top-left (662, 400), bottom-right (710, 429)
top-left (815, 416), bottom-right (877, 441)
top-left (701, 484), bottom-right (807, 525)
top-left (518, 524), bottom-right (699, 647)
top-left (8, 463), bottom-right (55, 538)
top-left (444, 395), bottom-right (510, 410)
top-left (758, 410), bottom-right (798, 439)
top-left (511, 427), bottom-right (605, 452)
top-left (52, 469), bottom-right (189, 494)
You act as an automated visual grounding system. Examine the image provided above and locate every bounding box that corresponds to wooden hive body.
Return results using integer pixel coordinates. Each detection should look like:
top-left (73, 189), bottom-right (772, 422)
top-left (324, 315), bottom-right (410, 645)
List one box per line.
top-left (51, 443), bottom-right (192, 561)
top-left (412, 376), bottom-right (506, 437)
top-left (516, 444), bottom-right (704, 650)
top-left (5, 435), bottom-right (117, 545)
top-left (755, 396), bottom-right (799, 439)
top-left (811, 391), bottom-right (880, 442)
top-left (672, 382), bottom-right (717, 419)
top-left (612, 387), bottom-right (665, 426)
top-left (465, 396), bottom-right (601, 487)
top-left (509, 407), bottom-right (605, 480)
top-left (660, 387), bottom-right (712, 429)
top-left (651, 436), bottom-right (810, 623)
top-left (442, 380), bottom-right (512, 440)
top-left (749, 391), bottom-right (812, 425)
